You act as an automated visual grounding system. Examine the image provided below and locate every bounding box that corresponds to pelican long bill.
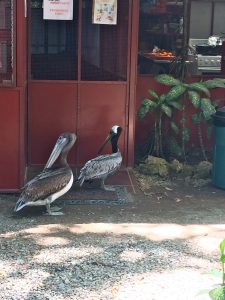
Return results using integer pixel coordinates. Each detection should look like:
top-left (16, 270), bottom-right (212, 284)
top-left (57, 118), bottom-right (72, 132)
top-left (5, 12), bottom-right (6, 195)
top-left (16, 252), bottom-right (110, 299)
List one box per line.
top-left (44, 136), bottom-right (67, 169)
top-left (97, 134), bottom-right (112, 155)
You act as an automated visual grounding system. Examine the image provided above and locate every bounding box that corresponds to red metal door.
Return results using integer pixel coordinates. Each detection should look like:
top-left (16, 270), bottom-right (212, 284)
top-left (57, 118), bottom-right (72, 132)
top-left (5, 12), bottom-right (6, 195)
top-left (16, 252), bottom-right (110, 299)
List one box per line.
top-left (28, 0), bottom-right (137, 167)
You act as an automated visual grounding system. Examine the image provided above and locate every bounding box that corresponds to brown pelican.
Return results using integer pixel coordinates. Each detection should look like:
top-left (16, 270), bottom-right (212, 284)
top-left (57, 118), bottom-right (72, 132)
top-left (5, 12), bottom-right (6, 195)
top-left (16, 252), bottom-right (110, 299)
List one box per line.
top-left (78, 125), bottom-right (122, 191)
top-left (14, 132), bottom-right (76, 215)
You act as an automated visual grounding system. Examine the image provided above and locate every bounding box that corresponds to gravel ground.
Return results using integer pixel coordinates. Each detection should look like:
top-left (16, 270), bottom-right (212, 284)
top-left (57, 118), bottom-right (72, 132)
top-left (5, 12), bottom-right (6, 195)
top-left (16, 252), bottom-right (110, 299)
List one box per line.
top-left (0, 180), bottom-right (225, 300)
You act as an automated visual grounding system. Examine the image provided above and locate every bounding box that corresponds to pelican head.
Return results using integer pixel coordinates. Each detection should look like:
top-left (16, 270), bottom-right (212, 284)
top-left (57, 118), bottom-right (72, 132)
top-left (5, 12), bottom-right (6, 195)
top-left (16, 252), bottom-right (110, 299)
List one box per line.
top-left (44, 132), bottom-right (76, 169)
top-left (98, 125), bottom-right (122, 154)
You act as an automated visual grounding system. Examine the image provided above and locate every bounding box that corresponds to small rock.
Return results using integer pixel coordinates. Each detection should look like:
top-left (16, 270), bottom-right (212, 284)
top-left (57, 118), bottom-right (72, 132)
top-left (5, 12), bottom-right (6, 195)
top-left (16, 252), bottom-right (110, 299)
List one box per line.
top-left (183, 164), bottom-right (194, 177)
top-left (138, 156), bottom-right (169, 178)
top-left (169, 159), bottom-right (183, 174)
top-left (193, 161), bottom-right (212, 179)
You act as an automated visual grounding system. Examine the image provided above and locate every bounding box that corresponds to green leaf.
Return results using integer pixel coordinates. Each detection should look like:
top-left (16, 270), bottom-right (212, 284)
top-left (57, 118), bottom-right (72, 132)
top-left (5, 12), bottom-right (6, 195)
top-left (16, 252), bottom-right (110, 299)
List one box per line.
top-left (188, 91), bottom-right (201, 108)
top-left (220, 239), bottom-right (225, 256)
top-left (200, 98), bottom-right (216, 120)
top-left (188, 82), bottom-right (210, 97)
top-left (204, 79), bottom-right (225, 89)
top-left (190, 113), bottom-right (201, 123)
top-left (215, 78), bottom-right (225, 84)
top-left (165, 85), bottom-right (186, 102)
top-left (169, 101), bottom-right (182, 110)
top-left (158, 94), bottom-right (166, 105)
top-left (137, 98), bottom-right (157, 119)
top-left (170, 121), bottom-right (179, 134)
top-left (148, 89), bottom-right (159, 99)
top-left (31, 1), bottom-right (42, 8)
top-left (220, 254), bottom-right (225, 263)
top-left (155, 74), bottom-right (182, 86)
top-left (161, 104), bottom-right (172, 117)
top-left (209, 285), bottom-right (225, 300)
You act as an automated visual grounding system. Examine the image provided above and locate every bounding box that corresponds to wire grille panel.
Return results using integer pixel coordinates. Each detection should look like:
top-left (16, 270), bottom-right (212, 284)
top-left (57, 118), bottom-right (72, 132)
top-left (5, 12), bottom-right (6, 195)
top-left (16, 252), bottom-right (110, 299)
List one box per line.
top-left (0, 0), bottom-right (13, 85)
top-left (31, 0), bottom-right (78, 80)
top-left (31, 0), bottom-right (129, 81)
top-left (81, 0), bottom-right (129, 81)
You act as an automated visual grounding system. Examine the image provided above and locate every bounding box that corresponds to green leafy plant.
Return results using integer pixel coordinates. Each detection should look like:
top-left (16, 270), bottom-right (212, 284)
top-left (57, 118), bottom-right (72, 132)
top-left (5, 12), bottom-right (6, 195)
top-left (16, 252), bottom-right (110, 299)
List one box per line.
top-left (155, 75), bottom-right (225, 160)
top-left (138, 88), bottom-right (181, 158)
top-left (208, 239), bottom-right (225, 300)
top-left (190, 98), bottom-right (220, 161)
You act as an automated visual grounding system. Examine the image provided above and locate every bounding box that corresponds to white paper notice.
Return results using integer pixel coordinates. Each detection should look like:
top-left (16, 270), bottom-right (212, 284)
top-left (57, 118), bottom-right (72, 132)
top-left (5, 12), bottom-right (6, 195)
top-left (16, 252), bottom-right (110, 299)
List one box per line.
top-left (43, 0), bottom-right (73, 20)
top-left (92, 0), bottom-right (117, 25)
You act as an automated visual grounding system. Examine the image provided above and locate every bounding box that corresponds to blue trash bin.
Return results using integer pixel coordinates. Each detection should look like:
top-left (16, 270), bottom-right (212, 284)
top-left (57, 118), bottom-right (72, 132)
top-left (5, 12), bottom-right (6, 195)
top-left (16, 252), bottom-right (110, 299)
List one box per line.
top-left (212, 106), bottom-right (225, 189)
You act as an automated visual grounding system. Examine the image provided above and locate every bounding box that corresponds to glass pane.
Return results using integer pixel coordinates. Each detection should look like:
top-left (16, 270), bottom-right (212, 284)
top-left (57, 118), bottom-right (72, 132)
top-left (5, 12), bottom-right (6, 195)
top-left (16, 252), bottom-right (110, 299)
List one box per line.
top-left (138, 0), bottom-right (184, 75)
top-left (31, 0), bottom-right (78, 80)
top-left (81, 0), bottom-right (129, 81)
top-left (0, 0), bottom-right (13, 85)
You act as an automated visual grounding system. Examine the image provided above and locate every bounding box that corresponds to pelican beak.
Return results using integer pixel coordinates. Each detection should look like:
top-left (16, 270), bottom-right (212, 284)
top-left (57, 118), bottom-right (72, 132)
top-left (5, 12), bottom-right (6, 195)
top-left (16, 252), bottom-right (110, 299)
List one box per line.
top-left (97, 134), bottom-right (112, 154)
top-left (44, 136), bottom-right (67, 169)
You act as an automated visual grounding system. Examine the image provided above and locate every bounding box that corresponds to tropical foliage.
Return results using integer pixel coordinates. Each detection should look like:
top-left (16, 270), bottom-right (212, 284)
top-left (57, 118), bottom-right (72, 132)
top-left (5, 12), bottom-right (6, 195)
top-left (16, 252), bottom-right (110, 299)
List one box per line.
top-left (155, 75), bottom-right (225, 160)
top-left (138, 76), bottom-right (225, 161)
top-left (208, 239), bottom-right (225, 300)
top-left (138, 88), bottom-right (181, 157)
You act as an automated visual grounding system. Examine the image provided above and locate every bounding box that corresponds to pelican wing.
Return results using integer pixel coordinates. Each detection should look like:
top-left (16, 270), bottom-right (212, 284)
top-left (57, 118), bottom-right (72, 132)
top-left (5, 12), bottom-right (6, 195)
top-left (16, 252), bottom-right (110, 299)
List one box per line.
top-left (78, 152), bottom-right (122, 185)
top-left (17, 167), bottom-right (72, 205)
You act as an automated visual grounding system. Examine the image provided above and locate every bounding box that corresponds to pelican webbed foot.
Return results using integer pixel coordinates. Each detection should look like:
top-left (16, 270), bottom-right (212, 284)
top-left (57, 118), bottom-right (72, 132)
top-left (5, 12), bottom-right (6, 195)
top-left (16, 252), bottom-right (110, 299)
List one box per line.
top-left (44, 204), bottom-right (64, 216)
top-left (101, 180), bottom-right (116, 192)
top-left (50, 206), bottom-right (63, 212)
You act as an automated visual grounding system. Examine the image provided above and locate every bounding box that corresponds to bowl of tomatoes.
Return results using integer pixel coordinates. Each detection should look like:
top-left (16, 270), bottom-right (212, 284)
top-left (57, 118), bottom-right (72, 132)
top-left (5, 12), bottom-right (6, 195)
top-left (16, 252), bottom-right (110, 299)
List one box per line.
top-left (146, 50), bottom-right (175, 61)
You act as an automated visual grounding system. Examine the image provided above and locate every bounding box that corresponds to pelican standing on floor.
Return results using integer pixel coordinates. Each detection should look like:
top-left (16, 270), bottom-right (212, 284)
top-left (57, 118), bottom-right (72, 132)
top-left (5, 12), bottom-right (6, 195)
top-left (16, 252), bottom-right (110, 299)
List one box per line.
top-left (78, 125), bottom-right (122, 191)
top-left (14, 132), bottom-right (76, 215)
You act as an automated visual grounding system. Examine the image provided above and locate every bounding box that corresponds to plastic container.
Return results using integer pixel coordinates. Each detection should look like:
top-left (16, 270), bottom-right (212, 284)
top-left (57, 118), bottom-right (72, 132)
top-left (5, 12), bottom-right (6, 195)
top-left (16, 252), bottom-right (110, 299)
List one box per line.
top-left (212, 106), bottom-right (225, 188)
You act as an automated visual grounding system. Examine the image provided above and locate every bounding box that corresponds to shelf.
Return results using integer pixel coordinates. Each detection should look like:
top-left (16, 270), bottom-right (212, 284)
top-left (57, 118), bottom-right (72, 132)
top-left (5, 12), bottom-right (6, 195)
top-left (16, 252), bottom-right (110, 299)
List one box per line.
top-left (145, 30), bottom-right (182, 37)
top-left (142, 9), bottom-right (183, 15)
top-left (167, 2), bottom-right (183, 6)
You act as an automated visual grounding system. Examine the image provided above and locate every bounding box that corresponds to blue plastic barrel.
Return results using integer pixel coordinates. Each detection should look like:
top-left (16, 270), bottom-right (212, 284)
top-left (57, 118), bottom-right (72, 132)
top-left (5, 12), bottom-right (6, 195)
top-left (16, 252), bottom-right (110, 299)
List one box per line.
top-left (212, 107), bottom-right (225, 189)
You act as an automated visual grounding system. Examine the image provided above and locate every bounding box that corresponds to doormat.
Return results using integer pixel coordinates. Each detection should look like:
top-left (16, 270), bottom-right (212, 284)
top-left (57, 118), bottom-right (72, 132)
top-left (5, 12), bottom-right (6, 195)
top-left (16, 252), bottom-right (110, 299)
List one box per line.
top-left (56, 186), bottom-right (133, 206)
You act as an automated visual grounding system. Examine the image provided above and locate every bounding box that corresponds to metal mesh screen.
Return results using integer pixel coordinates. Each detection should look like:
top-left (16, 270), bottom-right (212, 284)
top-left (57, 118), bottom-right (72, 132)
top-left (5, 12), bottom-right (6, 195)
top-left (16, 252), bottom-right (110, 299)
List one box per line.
top-left (31, 0), bottom-right (129, 81)
top-left (138, 0), bottom-right (184, 75)
top-left (81, 0), bottom-right (129, 81)
top-left (0, 0), bottom-right (13, 85)
top-left (31, 0), bottom-right (78, 80)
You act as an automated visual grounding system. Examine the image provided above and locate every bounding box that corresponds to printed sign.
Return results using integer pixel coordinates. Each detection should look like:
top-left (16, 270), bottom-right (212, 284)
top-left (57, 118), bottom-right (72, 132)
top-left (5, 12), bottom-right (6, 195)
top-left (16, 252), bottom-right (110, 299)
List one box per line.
top-left (43, 0), bottom-right (73, 20)
top-left (92, 0), bottom-right (117, 25)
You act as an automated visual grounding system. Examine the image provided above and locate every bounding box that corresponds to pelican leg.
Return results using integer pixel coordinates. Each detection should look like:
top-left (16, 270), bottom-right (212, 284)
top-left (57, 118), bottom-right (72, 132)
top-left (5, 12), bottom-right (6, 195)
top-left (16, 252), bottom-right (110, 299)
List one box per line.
top-left (100, 179), bottom-right (116, 192)
top-left (44, 203), bottom-right (64, 216)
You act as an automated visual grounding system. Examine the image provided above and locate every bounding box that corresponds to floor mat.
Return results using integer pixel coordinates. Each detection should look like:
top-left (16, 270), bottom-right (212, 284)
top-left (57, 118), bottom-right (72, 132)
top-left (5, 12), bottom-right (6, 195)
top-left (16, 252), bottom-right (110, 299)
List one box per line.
top-left (56, 186), bottom-right (133, 206)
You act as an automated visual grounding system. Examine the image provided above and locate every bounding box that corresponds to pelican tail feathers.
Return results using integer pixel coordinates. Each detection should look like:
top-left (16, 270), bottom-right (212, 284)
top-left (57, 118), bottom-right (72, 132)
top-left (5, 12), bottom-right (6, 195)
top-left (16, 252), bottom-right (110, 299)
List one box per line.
top-left (15, 167), bottom-right (72, 211)
top-left (14, 197), bottom-right (27, 212)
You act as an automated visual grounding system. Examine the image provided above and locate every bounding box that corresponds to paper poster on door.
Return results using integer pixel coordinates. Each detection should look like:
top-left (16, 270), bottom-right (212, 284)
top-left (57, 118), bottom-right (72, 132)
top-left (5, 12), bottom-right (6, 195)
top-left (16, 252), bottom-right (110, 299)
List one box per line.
top-left (43, 0), bottom-right (73, 20)
top-left (92, 0), bottom-right (117, 25)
